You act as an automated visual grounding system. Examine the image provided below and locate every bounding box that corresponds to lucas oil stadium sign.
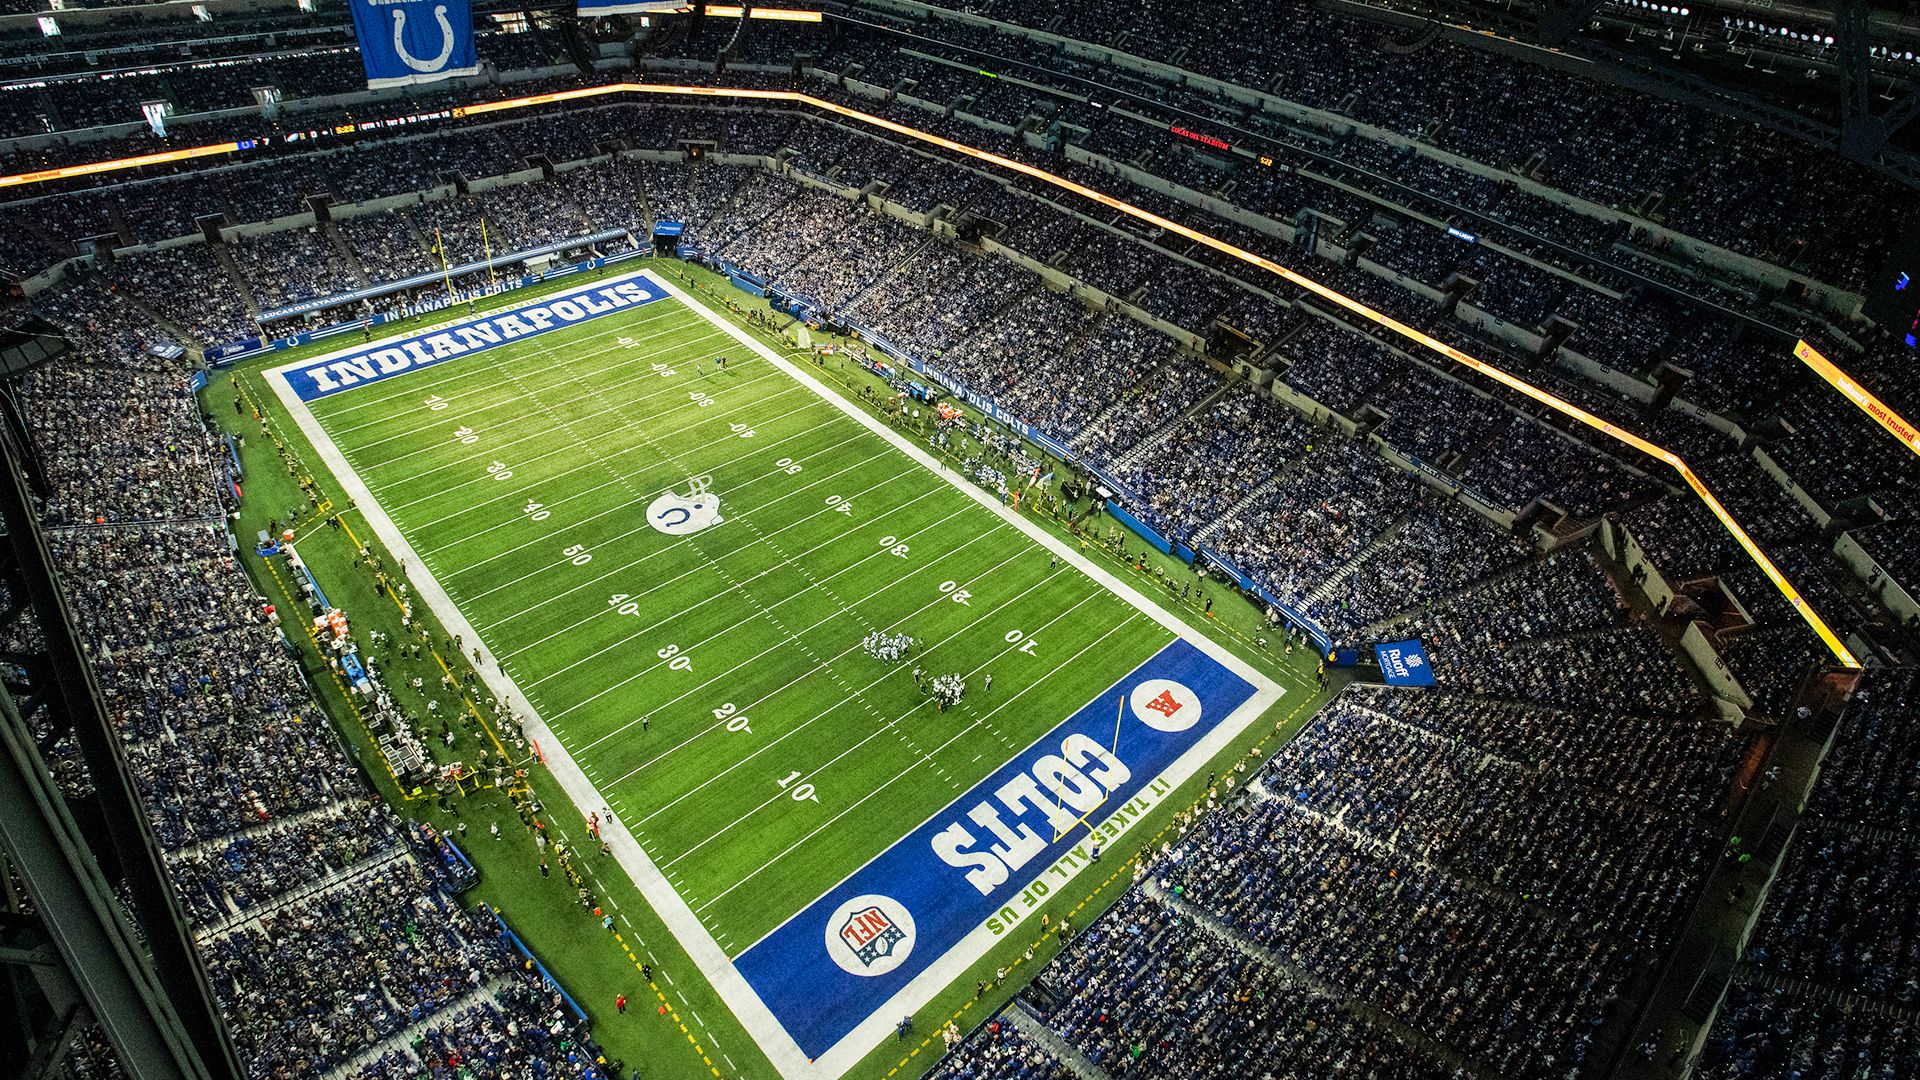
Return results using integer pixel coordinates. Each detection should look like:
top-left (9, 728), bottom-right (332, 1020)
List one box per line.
top-left (286, 273), bottom-right (665, 401)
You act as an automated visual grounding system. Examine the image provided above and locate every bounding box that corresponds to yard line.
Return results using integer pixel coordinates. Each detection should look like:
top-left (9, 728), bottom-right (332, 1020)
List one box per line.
top-left (510, 464), bottom-right (928, 686)
top-left (662, 591), bottom-right (1130, 872)
top-left (694, 610), bottom-right (1145, 912)
top-left (375, 382), bottom-right (815, 515)
top-left (561, 504), bottom-right (999, 739)
top-left (382, 391), bottom-right (833, 534)
top-left (470, 444), bottom-right (909, 626)
top-left (620, 551), bottom-right (1066, 811)
top-left (424, 425), bottom-right (868, 559)
top-left (441, 426), bottom-right (880, 593)
top-left (503, 468), bottom-right (933, 667)
top-left (349, 337), bottom-right (764, 466)
top-left (321, 308), bottom-right (709, 428)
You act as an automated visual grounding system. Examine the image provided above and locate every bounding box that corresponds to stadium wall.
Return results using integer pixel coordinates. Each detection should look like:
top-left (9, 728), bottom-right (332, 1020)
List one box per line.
top-left (223, 211), bottom-right (319, 241)
top-left (1599, 517), bottom-right (1752, 719)
top-left (1353, 257), bottom-right (1449, 306)
top-left (1680, 622), bottom-right (1758, 717)
top-left (1834, 533), bottom-right (1920, 627)
top-left (468, 167), bottom-right (548, 193)
top-left (1751, 446), bottom-right (1836, 531)
top-left (1262, 369), bottom-right (1360, 436)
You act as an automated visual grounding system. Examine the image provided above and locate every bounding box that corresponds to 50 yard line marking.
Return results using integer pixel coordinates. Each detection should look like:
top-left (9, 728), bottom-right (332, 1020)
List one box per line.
top-left (504, 463), bottom-right (934, 685)
top-left (417, 393), bottom-right (846, 572)
top-left (462, 434), bottom-right (910, 620)
top-left (424, 424), bottom-right (870, 559)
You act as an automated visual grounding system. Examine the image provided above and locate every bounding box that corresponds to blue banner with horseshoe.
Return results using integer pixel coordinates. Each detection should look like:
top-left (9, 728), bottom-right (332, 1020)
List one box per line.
top-left (350, 0), bottom-right (479, 89)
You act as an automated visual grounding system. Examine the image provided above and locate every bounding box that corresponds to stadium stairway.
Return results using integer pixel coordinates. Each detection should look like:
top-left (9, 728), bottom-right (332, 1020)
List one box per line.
top-left (1740, 969), bottom-right (1920, 1022)
top-left (833, 231), bottom-right (938, 318)
top-left (1068, 349), bottom-right (1181, 455)
top-left (193, 846), bottom-right (412, 941)
top-left (1105, 372), bottom-right (1238, 470)
top-left (166, 800), bottom-right (376, 867)
top-left (1302, 510), bottom-right (1411, 609)
top-left (325, 979), bottom-right (517, 1080)
top-left (1358, 548), bottom-right (1561, 639)
top-left (209, 243), bottom-right (263, 318)
top-left (1186, 450), bottom-right (1310, 545)
top-left (322, 221), bottom-right (374, 290)
top-left (112, 289), bottom-right (200, 351)
top-left (999, 1002), bottom-right (1114, 1080)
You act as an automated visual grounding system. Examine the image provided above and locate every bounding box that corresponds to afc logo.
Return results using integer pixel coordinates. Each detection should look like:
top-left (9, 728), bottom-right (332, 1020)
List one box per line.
top-left (824, 894), bottom-right (916, 977)
top-left (1129, 678), bottom-right (1202, 733)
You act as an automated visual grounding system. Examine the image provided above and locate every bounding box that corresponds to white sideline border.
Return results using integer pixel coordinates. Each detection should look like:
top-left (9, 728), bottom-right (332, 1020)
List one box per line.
top-left (267, 266), bottom-right (1285, 1080)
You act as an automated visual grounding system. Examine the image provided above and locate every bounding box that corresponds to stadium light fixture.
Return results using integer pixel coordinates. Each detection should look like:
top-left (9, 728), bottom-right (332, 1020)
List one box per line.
top-left (0, 80), bottom-right (1863, 668)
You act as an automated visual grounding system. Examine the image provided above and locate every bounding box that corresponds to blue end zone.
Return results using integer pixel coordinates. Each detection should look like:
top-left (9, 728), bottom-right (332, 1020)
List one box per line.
top-left (282, 271), bottom-right (667, 402)
top-left (732, 637), bottom-right (1256, 1058)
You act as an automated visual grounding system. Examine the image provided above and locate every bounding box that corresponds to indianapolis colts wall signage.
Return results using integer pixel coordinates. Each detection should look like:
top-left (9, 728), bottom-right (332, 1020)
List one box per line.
top-left (349, 0), bottom-right (479, 89)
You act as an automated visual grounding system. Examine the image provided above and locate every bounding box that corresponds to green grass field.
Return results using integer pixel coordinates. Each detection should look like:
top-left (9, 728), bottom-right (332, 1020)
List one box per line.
top-left (282, 281), bottom-right (1177, 955)
top-left (232, 262), bottom-right (1324, 1079)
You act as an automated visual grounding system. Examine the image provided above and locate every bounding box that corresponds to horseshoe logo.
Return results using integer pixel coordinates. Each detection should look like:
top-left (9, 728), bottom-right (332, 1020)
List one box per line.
top-left (391, 5), bottom-right (456, 74)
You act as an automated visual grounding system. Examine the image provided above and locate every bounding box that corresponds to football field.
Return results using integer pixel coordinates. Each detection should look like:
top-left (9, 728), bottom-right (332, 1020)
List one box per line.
top-left (271, 268), bottom-right (1281, 1075)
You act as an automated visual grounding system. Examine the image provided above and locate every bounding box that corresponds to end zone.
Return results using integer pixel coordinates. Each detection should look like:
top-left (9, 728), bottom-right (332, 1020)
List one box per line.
top-left (735, 636), bottom-right (1265, 1064)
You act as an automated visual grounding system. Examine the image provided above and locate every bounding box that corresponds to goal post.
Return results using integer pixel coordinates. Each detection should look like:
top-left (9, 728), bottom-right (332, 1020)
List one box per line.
top-left (1048, 693), bottom-right (1125, 843)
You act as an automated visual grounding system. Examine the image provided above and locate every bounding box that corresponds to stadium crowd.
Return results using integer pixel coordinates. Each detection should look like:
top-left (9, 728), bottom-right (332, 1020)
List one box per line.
top-left (16, 272), bottom-right (605, 1080)
top-left (1699, 669), bottom-right (1920, 1077)
top-left (4, 2), bottom-right (1917, 1077)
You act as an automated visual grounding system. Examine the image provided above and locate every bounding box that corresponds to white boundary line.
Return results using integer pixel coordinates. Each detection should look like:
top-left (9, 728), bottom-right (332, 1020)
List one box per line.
top-left (268, 267), bottom-right (1284, 1080)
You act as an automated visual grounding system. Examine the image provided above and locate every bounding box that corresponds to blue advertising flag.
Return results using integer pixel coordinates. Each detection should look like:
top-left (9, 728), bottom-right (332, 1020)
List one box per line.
top-left (1374, 639), bottom-right (1437, 686)
top-left (349, 0), bottom-right (479, 89)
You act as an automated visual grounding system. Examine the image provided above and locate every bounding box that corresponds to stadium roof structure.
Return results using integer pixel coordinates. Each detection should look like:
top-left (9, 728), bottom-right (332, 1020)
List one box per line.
top-left (2, 79), bottom-right (1870, 667)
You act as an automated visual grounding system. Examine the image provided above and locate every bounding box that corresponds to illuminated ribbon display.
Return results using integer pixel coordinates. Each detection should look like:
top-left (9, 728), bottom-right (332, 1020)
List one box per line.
top-left (1794, 340), bottom-right (1920, 459)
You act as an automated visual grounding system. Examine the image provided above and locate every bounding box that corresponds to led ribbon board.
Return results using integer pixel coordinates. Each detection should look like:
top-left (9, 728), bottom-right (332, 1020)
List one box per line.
top-left (1794, 340), bottom-right (1920, 458)
top-left (1, 81), bottom-right (1861, 667)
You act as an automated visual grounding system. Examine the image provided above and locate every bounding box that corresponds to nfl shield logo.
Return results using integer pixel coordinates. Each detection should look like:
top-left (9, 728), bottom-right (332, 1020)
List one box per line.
top-left (838, 905), bottom-right (906, 968)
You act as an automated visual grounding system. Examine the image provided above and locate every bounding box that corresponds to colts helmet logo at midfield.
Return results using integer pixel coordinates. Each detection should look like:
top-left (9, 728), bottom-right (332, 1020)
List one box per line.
top-left (824, 894), bottom-right (916, 977)
top-left (647, 475), bottom-right (724, 536)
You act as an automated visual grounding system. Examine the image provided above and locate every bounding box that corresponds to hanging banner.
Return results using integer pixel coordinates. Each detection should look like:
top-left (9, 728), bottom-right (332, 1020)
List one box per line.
top-left (350, 0), bottom-right (479, 89)
top-left (1374, 639), bottom-right (1437, 687)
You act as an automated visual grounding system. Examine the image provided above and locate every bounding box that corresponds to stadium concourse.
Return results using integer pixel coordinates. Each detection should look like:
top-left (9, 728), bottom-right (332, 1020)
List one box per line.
top-left (0, 1), bottom-right (1916, 1079)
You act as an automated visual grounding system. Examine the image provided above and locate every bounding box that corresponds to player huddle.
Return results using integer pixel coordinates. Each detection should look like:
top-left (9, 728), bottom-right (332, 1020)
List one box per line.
top-left (861, 630), bottom-right (916, 662)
